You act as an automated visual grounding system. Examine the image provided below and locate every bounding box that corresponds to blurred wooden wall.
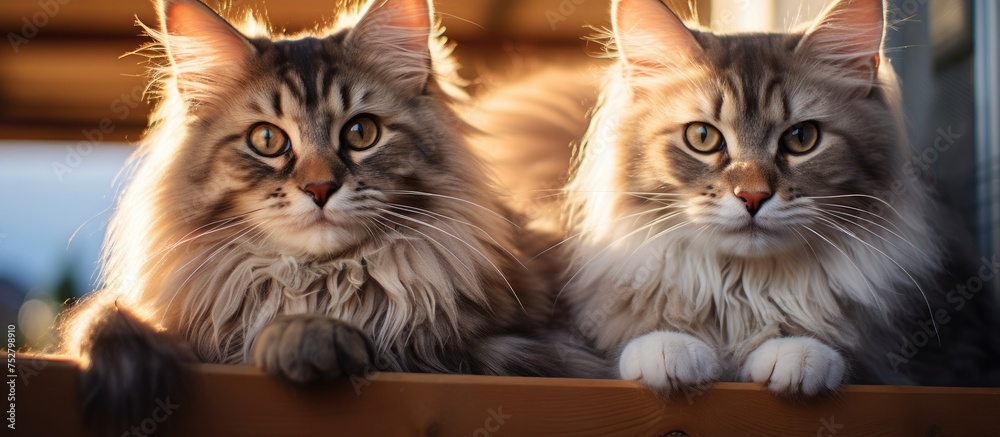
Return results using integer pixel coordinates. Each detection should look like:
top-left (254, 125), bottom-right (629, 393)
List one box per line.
top-left (0, 0), bottom-right (709, 143)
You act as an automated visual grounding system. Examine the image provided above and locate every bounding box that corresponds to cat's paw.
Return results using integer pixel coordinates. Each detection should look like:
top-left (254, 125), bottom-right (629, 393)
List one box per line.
top-left (618, 331), bottom-right (720, 394)
top-left (252, 315), bottom-right (373, 383)
top-left (740, 337), bottom-right (846, 396)
top-left (78, 304), bottom-right (193, 434)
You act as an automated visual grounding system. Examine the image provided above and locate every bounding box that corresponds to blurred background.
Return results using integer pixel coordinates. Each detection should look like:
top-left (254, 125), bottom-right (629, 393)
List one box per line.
top-left (0, 0), bottom-right (997, 351)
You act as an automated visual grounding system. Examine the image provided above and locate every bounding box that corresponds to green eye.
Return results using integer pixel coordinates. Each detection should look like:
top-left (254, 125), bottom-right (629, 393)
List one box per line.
top-left (247, 123), bottom-right (291, 157)
top-left (780, 121), bottom-right (820, 154)
top-left (684, 122), bottom-right (726, 154)
top-left (342, 114), bottom-right (382, 151)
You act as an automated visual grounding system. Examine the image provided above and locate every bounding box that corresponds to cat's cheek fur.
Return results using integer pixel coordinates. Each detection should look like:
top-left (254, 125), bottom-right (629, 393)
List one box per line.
top-left (739, 337), bottom-right (847, 396)
top-left (618, 331), bottom-right (721, 394)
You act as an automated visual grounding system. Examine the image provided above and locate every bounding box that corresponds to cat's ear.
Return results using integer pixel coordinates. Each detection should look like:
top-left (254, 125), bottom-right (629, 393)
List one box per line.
top-left (158, 0), bottom-right (256, 101)
top-left (349, 0), bottom-right (434, 92)
top-left (612, 0), bottom-right (702, 78)
top-left (797, 0), bottom-right (885, 90)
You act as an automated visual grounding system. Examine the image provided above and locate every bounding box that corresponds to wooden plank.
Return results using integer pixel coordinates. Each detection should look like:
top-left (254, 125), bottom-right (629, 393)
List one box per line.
top-left (13, 356), bottom-right (1000, 436)
top-left (0, 39), bottom-right (149, 126)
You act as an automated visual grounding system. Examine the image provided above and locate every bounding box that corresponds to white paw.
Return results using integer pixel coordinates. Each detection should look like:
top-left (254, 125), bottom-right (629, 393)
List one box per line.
top-left (740, 337), bottom-right (846, 396)
top-left (618, 331), bottom-right (720, 394)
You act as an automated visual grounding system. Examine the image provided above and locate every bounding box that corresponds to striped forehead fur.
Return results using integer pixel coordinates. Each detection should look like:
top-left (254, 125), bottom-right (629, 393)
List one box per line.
top-left (138, 1), bottom-right (465, 108)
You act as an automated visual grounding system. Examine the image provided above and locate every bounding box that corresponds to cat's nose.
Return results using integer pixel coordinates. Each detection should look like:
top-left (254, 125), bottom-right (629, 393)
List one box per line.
top-left (734, 189), bottom-right (772, 217)
top-left (302, 181), bottom-right (341, 207)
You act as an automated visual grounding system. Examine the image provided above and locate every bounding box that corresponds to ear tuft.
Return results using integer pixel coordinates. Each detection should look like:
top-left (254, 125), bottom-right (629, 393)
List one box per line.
top-left (349, 0), bottom-right (434, 92)
top-left (612, 0), bottom-right (703, 79)
top-left (797, 0), bottom-right (885, 89)
top-left (158, 0), bottom-right (255, 104)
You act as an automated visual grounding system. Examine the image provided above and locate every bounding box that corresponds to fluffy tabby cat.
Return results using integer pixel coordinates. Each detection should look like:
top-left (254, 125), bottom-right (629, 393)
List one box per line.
top-left (58, 0), bottom-right (580, 428)
top-left (549, 0), bottom-right (975, 395)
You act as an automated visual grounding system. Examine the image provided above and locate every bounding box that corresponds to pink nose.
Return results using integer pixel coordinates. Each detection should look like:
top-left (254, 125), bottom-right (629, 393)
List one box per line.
top-left (302, 181), bottom-right (340, 207)
top-left (735, 190), bottom-right (772, 216)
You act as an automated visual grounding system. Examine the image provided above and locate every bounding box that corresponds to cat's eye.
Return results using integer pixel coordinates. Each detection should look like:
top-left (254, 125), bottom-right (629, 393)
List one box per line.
top-left (780, 122), bottom-right (820, 155)
top-left (684, 122), bottom-right (726, 154)
top-left (247, 123), bottom-right (291, 157)
top-left (342, 114), bottom-right (382, 151)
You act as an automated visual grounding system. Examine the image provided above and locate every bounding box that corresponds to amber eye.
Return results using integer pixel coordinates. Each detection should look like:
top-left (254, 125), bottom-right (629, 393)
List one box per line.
top-left (684, 122), bottom-right (726, 154)
top-left (780, 121), bottom-right (820, 154)
top-left (246, 123), bottom-right (291, 157)
top-left (342, 114), bottom-right (381, 151)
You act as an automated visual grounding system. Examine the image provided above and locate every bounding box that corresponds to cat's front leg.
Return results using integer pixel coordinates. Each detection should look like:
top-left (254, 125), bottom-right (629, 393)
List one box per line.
top-left (739, 336), bottom-right (846, 396)
top-left (251, 315), bottom-right (374, 383)
top-left (618, 331), bottom-right (721, 395)
top-left (74, 300), bottom-right (194, 433)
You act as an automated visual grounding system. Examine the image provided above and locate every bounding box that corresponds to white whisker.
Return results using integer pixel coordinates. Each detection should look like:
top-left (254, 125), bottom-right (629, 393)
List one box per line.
top-left (812, 218), bottom-right (937, 338)
top-left (159, 221), bottom-right (266, 325)
top-left (811, 205), bottom-right (934, 264)
top-left (383, 190), bottom-right (521, 229)
top-left (802, 225), bottom-right (887, 320)
top-left (377, 208), bottom-right (524, 312)
top-left (554, 209), bottom-right (688, 312)
top-left (534, 204), bottom-right (679, 260)
top-left (385, 203), bottom-right (526, 270)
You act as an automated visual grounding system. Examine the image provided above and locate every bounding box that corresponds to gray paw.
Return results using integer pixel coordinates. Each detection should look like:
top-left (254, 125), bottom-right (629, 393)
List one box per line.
top-left (78, 304), bottom-right (193, 434)
top-left (251, 315), bottom-right (373, 383)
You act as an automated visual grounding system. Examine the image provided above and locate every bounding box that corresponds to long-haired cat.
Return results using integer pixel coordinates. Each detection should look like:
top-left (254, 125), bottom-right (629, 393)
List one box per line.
top-left (555, 0), bottom-right (994, 396)
top-left (57, 0), bottom-right (577, 429)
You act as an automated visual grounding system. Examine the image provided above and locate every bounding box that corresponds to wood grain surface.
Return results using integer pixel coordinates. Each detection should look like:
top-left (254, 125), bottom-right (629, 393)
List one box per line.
top-left (13, 356), bottom-right (1000, 436)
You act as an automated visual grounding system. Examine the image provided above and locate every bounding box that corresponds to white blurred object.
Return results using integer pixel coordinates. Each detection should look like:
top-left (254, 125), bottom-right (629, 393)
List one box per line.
top-left (18, 296), bottom-right (56, 349)
top-left (711, 0), bottom-right (829, 32)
